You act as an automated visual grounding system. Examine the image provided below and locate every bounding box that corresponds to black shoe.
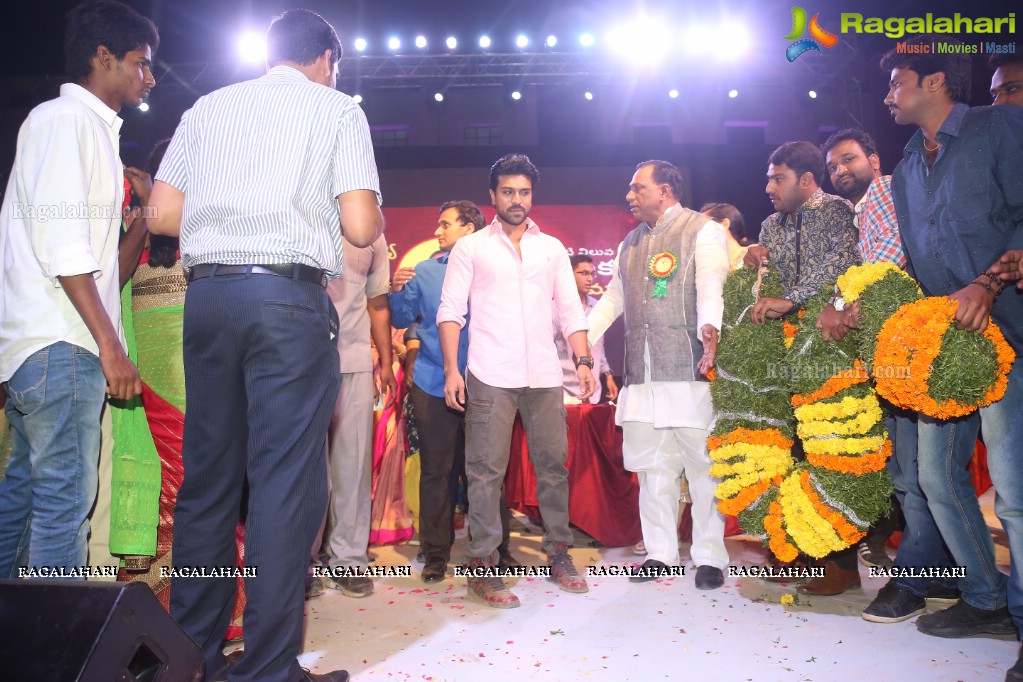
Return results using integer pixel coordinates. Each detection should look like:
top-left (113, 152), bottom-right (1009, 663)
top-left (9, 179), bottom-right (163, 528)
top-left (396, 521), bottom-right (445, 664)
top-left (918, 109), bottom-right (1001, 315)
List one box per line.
top-left (629, 559), bottom-right (670, 583)
top-left (1007, 644), bottom-right (1023, 682)
top-left (924, 582), bottom-right (961, 605)
top-left (326, 574), bottom-right (374, 598)
top-left (305, 575), bottom-right (324, 600)
top-left (916, 600), bottom-right (1017, 638)
top-left (862, 580), bottom-right (926, 623)
top-left (421, 557), bottom-right (447, 583)
top-left (695, 565), bottom-right (724, 590)
top-left (209, 650), bottom-right (244, 682)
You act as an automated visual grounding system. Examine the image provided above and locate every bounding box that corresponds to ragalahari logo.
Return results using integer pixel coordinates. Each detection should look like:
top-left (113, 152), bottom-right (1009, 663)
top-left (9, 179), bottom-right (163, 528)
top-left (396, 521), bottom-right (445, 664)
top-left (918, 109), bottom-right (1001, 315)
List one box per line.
top-left (784, 7), bottom-right (839, 61)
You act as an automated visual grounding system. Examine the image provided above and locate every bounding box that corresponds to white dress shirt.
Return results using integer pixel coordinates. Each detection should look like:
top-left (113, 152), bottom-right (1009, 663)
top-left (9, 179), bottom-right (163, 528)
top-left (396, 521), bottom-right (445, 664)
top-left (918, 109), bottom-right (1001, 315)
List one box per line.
top-left (0, 83), bottom-right (125, 381)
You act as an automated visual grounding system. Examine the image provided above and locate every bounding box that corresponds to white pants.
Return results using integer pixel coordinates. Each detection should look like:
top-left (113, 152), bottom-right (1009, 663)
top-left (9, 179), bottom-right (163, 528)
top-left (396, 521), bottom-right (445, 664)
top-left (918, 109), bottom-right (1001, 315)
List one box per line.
top-left (621, 421), bottom-right (727, 569)
top-left (324, 371), bottom-right (375, 569)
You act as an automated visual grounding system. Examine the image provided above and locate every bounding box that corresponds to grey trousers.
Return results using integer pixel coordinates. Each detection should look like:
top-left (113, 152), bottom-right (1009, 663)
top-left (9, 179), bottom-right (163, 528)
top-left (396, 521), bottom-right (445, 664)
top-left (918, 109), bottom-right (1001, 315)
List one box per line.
top-left (465, 371), bottom-right (572, 559)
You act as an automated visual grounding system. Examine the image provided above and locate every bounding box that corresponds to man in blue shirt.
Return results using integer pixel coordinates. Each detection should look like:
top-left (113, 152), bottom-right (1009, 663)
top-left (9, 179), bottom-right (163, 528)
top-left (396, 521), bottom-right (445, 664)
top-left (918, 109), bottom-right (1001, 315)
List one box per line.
top-left (879, 37), bottom-right (1023, 680)
top-left (389, 200), bottom-right (518, 583)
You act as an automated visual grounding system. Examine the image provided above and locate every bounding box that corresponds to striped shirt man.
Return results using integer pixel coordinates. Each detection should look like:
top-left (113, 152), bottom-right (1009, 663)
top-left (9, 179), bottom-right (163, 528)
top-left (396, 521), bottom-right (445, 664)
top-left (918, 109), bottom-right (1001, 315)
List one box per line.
top-left (156, 65), bottom-right (380, 276)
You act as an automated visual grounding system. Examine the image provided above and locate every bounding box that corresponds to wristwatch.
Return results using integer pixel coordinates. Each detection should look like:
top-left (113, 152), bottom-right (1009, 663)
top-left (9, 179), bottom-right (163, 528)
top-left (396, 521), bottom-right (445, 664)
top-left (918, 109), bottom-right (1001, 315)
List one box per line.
top-left (575, 356), bottom-right (594, 369)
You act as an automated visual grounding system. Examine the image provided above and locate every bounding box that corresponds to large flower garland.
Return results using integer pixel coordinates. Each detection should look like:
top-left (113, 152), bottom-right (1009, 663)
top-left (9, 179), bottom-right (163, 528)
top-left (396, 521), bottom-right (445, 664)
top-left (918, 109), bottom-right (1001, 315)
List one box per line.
top-left (710, 264), bottom-right (908, 559)
top-left (711, 259), bottom-right (1016, 559)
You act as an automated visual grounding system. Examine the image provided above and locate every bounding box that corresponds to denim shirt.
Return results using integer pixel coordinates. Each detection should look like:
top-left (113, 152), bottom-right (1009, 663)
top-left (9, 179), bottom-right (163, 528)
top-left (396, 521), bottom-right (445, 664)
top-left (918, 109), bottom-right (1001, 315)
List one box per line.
top-left (388, 253), bottom-right (469, 398)
top-left (891, 103), bottom-right (1023, 352)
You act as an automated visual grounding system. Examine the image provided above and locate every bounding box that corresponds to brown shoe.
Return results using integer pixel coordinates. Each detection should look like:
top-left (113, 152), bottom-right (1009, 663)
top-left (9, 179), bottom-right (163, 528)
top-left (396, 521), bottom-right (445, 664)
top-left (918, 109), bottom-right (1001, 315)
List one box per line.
top-left (763, 555), bottom-right (812, 583)
top-left (797, 560), bottom-right (861, 596)
top-left (547, 543), bottom-right (588, 593)
top-left (465, 558), bottom-right (520, 608)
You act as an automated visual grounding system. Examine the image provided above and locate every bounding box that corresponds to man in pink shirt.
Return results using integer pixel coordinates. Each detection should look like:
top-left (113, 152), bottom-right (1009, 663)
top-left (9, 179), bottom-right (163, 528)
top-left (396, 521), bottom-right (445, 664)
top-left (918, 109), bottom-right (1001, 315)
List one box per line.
top-left (438, 153), bottom-right (594, 608)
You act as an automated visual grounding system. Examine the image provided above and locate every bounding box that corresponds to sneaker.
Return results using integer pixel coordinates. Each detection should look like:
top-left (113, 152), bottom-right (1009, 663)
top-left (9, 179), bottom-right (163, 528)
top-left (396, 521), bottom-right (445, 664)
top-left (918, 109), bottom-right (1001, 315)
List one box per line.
top-left (465, 558), bottom-right (519, 608)
top-left (924, 582), bottom-right (960, 605)
top-left (547, 543), bottom-right (588, 593)
top-left (916, 600), bottom-right (1017, 638)
top-left (326, 574), bottom-right (374, 598)
top-left (862, 581), bottom-right (926, 623)
top-left (857, 541), bottom-right (894, 569)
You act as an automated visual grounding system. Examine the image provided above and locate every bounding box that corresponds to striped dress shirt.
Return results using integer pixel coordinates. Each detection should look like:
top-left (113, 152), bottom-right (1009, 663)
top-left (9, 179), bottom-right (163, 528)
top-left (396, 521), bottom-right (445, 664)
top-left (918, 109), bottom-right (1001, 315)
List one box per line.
top-left (157, 65), bottom-right (380, 277)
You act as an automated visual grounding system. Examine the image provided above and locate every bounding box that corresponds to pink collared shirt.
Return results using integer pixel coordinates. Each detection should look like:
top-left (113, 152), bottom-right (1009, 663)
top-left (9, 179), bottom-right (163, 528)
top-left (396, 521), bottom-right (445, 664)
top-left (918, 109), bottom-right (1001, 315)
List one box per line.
top-left (438, 218), bottom-right (587, 389)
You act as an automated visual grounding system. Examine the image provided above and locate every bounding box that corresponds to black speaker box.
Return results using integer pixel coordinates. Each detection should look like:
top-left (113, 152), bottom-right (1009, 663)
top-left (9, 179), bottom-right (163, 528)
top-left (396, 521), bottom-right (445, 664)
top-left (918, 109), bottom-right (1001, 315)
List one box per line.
top-left (0, 579), bottom-right (202, 682)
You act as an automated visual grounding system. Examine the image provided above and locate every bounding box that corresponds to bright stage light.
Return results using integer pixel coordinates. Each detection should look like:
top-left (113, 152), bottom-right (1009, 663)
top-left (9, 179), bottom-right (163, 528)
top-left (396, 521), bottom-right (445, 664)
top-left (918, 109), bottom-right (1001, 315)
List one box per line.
top-left (479, 35), bottom-right (491, 49)
top-left (353, 94), bottom-right (363, 104)
top-left (683, 25), bottom-right (715, 56)
top-left (511, 90), bottom-right (522, 100)
top-left (579, 33), bottom-right (595, 47)
top-left (808, 90), bottom-right (818, 99)
top-left (546, 35), bottom-right (557, 48)
top-left (516, 35), bottom-right (529, 48)
top-left (728, 89), bottom-right (739, 98)
top-left (354, 38), bottom-right (367, 52)
top-left (668, 89), bottom-right (679, 99)
top-left (434, 92), bottom-right (445, 102)
top-left (236, 32), bottom-right (266, 64)
top-left (446, 36), bottom-right (457, 50)
top-left (415, 35), bottom-right (427, 49)
top-left (387, 37), bottom-right (401, 51)
top-left (718, 23), bottom-right (751, 60)
top-left (607, 18), bottom-right (668, 66)
top-left (584, 91), bottom-right (594, 101)
top-left (138, 102), bottom-right (150, 112)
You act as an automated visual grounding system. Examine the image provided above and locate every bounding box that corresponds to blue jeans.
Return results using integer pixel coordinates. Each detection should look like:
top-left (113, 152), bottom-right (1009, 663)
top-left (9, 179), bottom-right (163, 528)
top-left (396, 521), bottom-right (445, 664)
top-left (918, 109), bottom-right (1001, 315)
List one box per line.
top-left (886, 406), bottom-right (958, 596)
top-left (0, 342), bottom-right (106, 577)
top-left (917, 360), bottom-right (1023, 623)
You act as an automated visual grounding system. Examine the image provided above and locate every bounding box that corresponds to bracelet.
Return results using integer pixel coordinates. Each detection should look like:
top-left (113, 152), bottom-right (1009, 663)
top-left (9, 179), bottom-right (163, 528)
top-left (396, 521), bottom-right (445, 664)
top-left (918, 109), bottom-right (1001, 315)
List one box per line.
top-left (980, 271), bottom-right (1006, 295)
top-left (970, 279), bottom-right (997, 297)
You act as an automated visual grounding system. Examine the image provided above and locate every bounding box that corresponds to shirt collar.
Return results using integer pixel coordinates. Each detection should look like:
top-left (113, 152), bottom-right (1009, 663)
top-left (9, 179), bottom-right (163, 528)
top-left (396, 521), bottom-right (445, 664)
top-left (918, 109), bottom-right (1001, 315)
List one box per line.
top-left (486, 216), bottom-right (539, 237)
top-left (59, 83), bottom-right (121, 131)
top-left (264, 64), bottom-right (314, 83)
top-left (904, 102), bottom-right (969, 155)
top-left (647, 202), bottom-right (683, 232)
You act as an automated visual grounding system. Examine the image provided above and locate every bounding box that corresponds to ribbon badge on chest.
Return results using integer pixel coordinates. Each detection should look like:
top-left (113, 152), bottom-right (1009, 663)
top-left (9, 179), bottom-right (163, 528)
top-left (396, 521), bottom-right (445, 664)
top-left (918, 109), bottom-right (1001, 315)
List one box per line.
top-left (648, 251), bottom-right (678, 298)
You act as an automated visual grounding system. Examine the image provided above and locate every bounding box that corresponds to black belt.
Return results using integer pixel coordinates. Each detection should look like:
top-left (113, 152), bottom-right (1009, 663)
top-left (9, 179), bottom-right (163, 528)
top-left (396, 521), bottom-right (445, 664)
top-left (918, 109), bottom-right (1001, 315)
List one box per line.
top-left (188, 263), bottom-right (327, 288)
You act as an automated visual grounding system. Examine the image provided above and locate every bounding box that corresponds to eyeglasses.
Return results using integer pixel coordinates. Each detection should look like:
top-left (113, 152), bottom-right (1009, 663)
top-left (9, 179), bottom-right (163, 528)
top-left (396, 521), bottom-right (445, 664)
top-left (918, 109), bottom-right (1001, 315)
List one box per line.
top-left (575, 270), bottom-right (596, 277)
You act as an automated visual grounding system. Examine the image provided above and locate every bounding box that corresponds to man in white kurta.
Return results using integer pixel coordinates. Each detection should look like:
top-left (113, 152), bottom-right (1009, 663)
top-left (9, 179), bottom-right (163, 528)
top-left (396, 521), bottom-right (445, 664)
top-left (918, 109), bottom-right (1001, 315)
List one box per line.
top-left (589, 160), bottom-right (730, 589)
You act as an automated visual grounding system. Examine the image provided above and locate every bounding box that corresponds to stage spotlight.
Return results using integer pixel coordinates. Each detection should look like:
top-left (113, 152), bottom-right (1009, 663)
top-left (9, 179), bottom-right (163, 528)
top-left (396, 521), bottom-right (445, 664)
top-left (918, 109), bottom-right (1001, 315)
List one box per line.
top-left (415, 35), bottom-right (427, 49)
top-left (516, 35), bottom-right (529, 48)
top-left (584, 91), bottom-right (594, 101)
top-left (668, 89), bottom-right (680, 99)
top-left (728, 89), bottom-right (739, 98)
top-left (446, 36), bottom-right (457, 50)
top-left (608, 18), bottom-right (668, 65)
top-left (546, 35), bottom-right (558, 48)
top-left (434, 92), bottom-right (445, 103)
top-left (579, 33), bottom-right (595, 47)
top-left (511, 90), bottom-right (522, 101)
top-left (138, 102), bottom-right (150, 112)
top-left (354, 38), bottom-right (367, 52)
top-left (718, 23), bottom-right (751, 60)
top-left (479, 35), bottom-right (492, 49)
top-left (353, 94), bottom-right (363, 104)
top-left (387, 36), bottom-right (401, 51)
top-left (808, 90), bottom-right (818, 99)
top-left (236, 32), bottom-right (266, 64)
